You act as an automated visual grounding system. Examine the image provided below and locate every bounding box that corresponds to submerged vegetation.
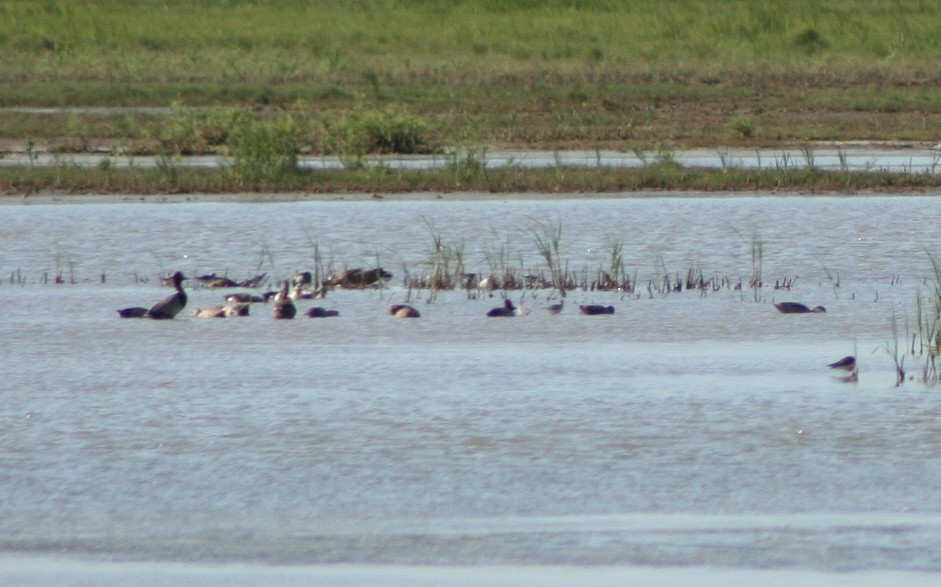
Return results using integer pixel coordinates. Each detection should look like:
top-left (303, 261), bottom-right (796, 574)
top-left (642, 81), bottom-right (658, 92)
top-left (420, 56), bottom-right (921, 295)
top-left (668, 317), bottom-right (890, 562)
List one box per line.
top-left (3, 1), bottom-right (941, 193)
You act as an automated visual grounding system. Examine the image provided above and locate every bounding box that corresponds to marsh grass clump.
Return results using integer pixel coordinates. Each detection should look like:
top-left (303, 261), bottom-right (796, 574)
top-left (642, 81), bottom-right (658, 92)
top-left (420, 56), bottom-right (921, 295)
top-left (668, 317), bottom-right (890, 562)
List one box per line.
top-left (481, 238), bottom-right (512, 292)
top-left (530, 218), bottom-right (568, 293)
top-left (229, 114), bottom-right (299, 184)
top-left (152, 106), bottom-right (241, 156)
top-left (54, 114), bottom-right (91, 153)
top-left (887, 309), bottom-right (908, 386)
top-left (793, 27), bottom-right (830, 55)
top-left (414, 218), bottom-right (466, 298)
top-left (444, 146), bottom-right (489, 184)
top-left (728, 115), bottom-right (756, 140)
top-left (331, 106), bottom-right (430, 168)
top-left (593, 237), bottom-right (634, 292)
top-left (911, 252), bottom-right (941, 384)
top-left (731, 227), bottom-right (764, 300)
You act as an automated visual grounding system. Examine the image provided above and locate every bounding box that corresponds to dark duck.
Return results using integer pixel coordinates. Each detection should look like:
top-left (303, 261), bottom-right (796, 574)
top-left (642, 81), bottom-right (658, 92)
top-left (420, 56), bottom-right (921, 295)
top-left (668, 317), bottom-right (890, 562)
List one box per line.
top-left (118, 271), bottom-right (188, 319)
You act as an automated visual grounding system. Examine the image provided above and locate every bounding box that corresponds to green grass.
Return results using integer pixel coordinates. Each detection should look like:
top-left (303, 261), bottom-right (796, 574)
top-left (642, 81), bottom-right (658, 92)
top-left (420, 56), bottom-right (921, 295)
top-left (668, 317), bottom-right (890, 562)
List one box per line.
top-left (5, 1), bottom-right (941, 70)
top-left (5, 163), bottom-right (941, 198)
top-left (4, 1), bottom-right (941, 109)
top-left (4, 1), bottom-right (941, 192)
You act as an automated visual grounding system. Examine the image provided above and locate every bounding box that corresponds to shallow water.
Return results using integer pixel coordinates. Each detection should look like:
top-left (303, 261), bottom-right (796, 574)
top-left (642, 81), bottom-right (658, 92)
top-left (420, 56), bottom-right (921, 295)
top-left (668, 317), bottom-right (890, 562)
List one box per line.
top-left (3, 146), bottom-right (941, 173)
top-left (2, 195), bottom-right (941, 583)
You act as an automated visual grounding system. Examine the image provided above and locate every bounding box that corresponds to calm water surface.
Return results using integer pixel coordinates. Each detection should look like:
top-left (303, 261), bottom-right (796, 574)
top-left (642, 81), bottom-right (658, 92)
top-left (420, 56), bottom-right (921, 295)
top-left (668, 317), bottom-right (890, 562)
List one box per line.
top-left (2, 195), bottom-right (941, 583)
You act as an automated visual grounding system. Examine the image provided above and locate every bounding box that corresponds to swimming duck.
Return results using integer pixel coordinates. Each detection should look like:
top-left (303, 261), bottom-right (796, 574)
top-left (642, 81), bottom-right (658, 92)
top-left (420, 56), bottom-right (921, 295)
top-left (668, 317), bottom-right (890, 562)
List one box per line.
top-left (290, 283), bottom-right (326, 301)
top-left (487, 299), bottom-right (528, 317)
top-left (193, 306), bottom-right (228, 318)
top-left (828, 355), bottom-right (856, 372)
top-left (389, 304), bottom-right (421, 318)
top-left (547, 300), bottom-right (564, 315)
top-left (191, 304), bottom-right (250, 318)
top-left (119, 271), bottom-right (188, 319)
top-left (271, 281), bottom-right (296, 319)
top-left (774, 302), bottom-right (826, 314)
top-left (829, 355), bottom-right (858, 383)
top-left (292, 271), bottom-right (313, 286)
top-left (224, 303), bottom-right (250, 317)
top-left (206, 276), bottom-right (239, 288)
top-left (147, 271), bottom-right (189, 319)
top-left (225, 292), bottom-right (275, 304)
top-left (305, 307), bottom-right (339, 318)
top-left (579, 304), bottom-right (615, 315)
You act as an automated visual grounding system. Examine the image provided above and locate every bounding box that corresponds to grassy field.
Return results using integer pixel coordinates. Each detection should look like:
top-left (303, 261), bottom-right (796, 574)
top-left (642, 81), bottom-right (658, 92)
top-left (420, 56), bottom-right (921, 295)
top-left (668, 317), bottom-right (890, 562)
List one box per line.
top-left (3, 0), bottom-right (941, 193)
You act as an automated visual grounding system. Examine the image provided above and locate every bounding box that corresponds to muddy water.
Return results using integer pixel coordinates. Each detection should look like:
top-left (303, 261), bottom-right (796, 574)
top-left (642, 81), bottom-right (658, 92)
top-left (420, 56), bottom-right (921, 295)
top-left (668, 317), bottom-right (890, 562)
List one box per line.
top-left (1, 195), bottom-right (941, 580)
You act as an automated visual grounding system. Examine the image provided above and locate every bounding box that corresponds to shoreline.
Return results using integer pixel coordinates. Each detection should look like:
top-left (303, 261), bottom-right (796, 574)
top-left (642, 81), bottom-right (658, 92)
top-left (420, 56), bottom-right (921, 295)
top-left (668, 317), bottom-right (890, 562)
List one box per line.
top-left (0, 189), bottom-right (928, 206)
top-left (3, 145), bottom-right (941, 200)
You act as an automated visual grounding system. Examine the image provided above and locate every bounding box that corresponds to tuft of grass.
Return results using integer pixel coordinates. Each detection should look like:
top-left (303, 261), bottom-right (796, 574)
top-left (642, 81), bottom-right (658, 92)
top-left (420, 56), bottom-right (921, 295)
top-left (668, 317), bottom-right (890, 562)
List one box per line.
top-left (793, 27), bottom-right (830, 55)
top-left (886, 309), bottom-right (907, 386)
top-left (420, 217), bottom-right (465, 298)
top-left (151, 105), bottom-right (241, 156)
top-left (914, 251), bottom-right (941, 384)
top-left (444, 146), bottom-right (489, 184)
top-left (728, 115), bottom-right (756, 140)
top-left (732, 226), bottom-right (763, 300)
top-left (530, 218), bottom-right (567, 293)
top-left (329, 105), bottom-right (432, 169)
top-left (229, 114), bottom-right (299, 184)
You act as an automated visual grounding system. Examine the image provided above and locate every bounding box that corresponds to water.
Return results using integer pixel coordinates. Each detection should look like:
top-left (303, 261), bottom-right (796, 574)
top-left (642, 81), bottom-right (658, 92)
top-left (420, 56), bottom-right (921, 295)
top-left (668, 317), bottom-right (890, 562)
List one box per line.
top-left (4, 146), bottom-right (941, 173)
top-left (2, 194), bottom-right (941, 585)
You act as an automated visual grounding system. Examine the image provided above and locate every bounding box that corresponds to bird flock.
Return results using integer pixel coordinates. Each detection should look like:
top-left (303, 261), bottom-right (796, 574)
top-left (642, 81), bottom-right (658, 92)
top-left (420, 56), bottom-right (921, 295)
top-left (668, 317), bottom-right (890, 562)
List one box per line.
top-left (117, 271), bottom-right (632, 321)
top-left (119, 272), bottom-right (855, 381)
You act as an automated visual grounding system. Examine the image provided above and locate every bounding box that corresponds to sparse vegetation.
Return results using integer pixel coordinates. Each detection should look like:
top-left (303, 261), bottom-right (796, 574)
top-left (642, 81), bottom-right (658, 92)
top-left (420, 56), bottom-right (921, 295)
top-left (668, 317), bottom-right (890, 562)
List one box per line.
top-left (910, 252), bottom-right (941, 384)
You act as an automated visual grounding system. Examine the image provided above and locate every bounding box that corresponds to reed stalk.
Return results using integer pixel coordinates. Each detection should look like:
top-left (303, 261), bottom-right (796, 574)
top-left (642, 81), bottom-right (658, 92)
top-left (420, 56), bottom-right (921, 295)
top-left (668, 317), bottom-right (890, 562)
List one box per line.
top-left (887, 310), bottom-right (907, 386)
top-left (530, 219), bottom-right (565, 293)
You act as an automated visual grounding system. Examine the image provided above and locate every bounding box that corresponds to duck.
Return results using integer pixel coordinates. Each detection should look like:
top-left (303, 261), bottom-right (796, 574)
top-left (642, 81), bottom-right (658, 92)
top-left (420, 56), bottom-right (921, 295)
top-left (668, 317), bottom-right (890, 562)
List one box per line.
top-left (389, 304), bottom-right (421, 318)
top-left (225, 292), bottom-right (275, 304)
top-left (547, 300), bottom-right (564, 315)
top-left (147, 271), bottom-right (189, 319)
top-left (271, 281), bottom-right (296, 319)
top-left (193, 306), bottom-right (227, 318)
top-left (305, 307), bottom-right (339, 318)
top-left (487, 299), bottom-right (528, 317)
top-left (117, 307), bottom-right (149, 318)
top-left (292, 271), bottom-right (312, 286)
top-left (289, 283), bottom-right (327, 301)
top-left (224, 303), bottom-right (250, 317)
top-left (579, 304), bottom-right (615, 315)
top-left (828, 355), bottom-right (856, 372)
top-left (191, 303), bottom-right (250, 318)
top-left (119, 271), bottom-right (188, 319)
top-left (206, 276), bottom-right (239, 288)
top-left (829, 355), bottom-right (858, 383)
top-left (774, 302), bottom-right (826, 314)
